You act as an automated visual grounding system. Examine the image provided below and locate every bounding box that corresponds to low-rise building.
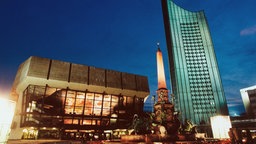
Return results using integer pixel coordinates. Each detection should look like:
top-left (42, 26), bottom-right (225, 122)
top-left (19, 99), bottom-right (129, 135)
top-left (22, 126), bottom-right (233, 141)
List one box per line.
top-left (9, 56), bottom-right (149, 141)
top-left (240, 85), bottom-right (256, 117)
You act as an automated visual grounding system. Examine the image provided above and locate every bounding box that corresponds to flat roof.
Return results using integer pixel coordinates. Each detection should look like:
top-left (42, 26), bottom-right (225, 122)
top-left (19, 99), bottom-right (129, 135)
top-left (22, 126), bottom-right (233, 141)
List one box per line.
top-left (11, 56), bottom-right (149, 101)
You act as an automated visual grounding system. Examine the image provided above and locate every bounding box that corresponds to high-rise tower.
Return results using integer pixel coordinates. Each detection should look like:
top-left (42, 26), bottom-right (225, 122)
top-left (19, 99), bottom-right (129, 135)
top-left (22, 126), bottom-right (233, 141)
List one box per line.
top-left (161, 0), bottom-right (228, 125)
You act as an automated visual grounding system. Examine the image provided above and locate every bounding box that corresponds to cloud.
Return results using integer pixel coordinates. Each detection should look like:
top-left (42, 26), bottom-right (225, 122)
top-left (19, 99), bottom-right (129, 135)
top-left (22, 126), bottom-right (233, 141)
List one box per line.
top-left (227, 103), bottom-right (242, 108)
top-left (240, 25), bottom-right (256, 36)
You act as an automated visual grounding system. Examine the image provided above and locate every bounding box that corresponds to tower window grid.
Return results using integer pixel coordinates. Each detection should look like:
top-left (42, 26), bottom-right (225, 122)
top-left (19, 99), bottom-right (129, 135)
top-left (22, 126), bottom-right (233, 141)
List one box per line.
top-left (180, 22), bottom-right (216, 115)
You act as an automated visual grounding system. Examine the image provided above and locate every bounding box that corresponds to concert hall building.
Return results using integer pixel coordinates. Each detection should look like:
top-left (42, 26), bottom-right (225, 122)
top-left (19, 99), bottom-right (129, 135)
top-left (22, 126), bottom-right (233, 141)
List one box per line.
top-left (9, 56), bottom-right (149, 140)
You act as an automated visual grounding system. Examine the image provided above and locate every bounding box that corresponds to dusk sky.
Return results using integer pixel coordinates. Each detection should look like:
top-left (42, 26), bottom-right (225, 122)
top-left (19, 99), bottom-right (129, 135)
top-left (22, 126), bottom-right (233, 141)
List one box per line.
top-left (0, 0), bottom-right (255, 116)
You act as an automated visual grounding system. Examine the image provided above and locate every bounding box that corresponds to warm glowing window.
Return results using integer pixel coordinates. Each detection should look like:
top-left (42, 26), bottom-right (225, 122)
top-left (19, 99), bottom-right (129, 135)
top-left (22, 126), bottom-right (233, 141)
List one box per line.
top-left (64, 91), bottom-right (76, 114)
top-left (103, 101), bottom-right (110, 108)
top-left (61, 90), bottom-right (67, 97)
top-left (104, 95), bottom-right (111, 101)
top-left (126, 96), bottom-right (133, 106)
top-left (74, 92), bottom-right (85, 115)
top-left (85, 99), bottom-right (93, 106)
top-left (111, 96), bottom-right (118, 113)
top-left (86, 93), bottom-right (94, 99)
top-left (85, 93), bottom-right (94, 115)
top-left (76, 98), bottom-right (84, 106)
top-left (94, 94), bottom-right (102, 108)
top-left (102, 95), bottom-right (111, 116)
top-left (91, 120), bottom-right (96, 125)
top-left (67, 91), bottom-right (76, 98)
top-left (77, 92), bottom-right (85, 99)
top-left (112, 96), bottom-right (118, 103)
top-left (64, 119), bottom-right (73, 124)
top-left (94, 108), bottom-right (101, 116)
top-left (97, 120), bottom-right (101, 125)
top-left (102, 109), bottom-right (110, 116)
top-left (93, 94), bottom-right (102, 116)
top-left (73, 119), bottom-right (79, 124)
top-left (122, 96), bottom-right (127, 106)
top-left (84, 108), bottom-right (93, 115)
top-left (65, 106), bottom-right (74, 114)
top-left (66, 97), bottom-right (75, 106)
top-left (74, 106), bottom-right (83, 115)
top-left (81, 119), bottom-right (96, 125)
top-left (94, 94), bottom-right (102, 100)
top-left (82, 119), bottom-right (91, 125)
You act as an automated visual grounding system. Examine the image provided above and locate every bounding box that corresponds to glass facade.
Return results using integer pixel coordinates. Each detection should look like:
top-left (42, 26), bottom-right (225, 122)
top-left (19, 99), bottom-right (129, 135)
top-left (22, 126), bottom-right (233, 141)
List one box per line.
top-left (161, 0), bottom-right (228, 125)
top-left (20, 85), bottom-right (144, 140)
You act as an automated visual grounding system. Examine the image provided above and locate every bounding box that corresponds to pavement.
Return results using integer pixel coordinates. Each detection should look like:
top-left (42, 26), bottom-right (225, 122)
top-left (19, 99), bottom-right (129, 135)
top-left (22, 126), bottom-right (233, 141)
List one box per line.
top-left (7, 139), bottom-right (82, 144)
top-left (6, 140), bottom-right (124, 144)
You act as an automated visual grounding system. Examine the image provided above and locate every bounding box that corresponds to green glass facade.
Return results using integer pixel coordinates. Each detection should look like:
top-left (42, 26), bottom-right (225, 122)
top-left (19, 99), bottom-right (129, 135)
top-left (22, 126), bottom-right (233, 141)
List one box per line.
top-left (161, 0), bottom-right (228, 124)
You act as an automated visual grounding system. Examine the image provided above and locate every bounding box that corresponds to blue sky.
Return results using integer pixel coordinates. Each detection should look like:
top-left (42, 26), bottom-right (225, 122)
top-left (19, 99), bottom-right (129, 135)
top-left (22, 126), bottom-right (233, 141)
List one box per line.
top-left (0, 0), bottom-right (255, 116)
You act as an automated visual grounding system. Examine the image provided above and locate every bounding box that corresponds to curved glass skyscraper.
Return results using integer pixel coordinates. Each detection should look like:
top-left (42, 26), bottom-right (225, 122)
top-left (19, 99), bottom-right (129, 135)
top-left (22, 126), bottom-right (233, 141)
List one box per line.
top-left (161, 0), bottom-right (228, 125)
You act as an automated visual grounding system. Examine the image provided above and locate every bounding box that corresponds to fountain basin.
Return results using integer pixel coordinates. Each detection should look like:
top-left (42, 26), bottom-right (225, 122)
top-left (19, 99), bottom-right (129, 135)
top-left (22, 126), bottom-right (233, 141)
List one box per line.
top-left (121, 134), bottom-right (177, 143)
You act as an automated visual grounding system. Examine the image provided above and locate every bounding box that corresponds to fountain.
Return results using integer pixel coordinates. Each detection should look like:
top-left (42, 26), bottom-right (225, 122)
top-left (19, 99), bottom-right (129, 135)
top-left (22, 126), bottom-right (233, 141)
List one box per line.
top-left (121, 46), bottom-right (180, 143)
top-left (121, 45), bottom-right (199, 143)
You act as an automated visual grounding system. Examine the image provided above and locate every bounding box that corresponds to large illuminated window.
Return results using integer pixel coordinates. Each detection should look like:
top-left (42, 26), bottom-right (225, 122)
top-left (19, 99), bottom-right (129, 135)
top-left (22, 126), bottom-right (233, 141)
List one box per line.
top-left (81, 119), bottom-right (92, 125)
top-left (65, 91), bottom-right (76, 114)
top-left (64, 119), bottom-right (73, 124)
top-left (102, 95), bottom-right (111, 116)
top-left (20, 85), bottom-right (142, 130)
top-left (210, 116), bottom-right (231, 139)
top-left (93, 94), bottom-right (103, 116)
top-left (111, 95), bottom-right (118, 114)
top-left (84, 93), bottom-right (94, 115)
top-left (74, 92), bottom-right (85, 115)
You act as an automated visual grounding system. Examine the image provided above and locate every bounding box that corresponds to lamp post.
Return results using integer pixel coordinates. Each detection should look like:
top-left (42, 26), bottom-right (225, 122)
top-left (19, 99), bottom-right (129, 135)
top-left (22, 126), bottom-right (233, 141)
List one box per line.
top-left (151, 95), bottom-right (155, 112)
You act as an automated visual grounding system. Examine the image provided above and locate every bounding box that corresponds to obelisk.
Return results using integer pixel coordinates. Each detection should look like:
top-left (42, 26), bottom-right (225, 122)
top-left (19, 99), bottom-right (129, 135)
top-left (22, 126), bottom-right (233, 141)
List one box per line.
top-left (153, 43), bottom-right (177, 135)
top-left (156, 43), bottom-right (168, 103)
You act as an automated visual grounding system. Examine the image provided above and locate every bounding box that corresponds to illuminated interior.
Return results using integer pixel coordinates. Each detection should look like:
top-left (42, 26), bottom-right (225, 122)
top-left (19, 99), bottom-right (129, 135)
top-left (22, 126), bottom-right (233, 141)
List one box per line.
top-left (0, 98), bottom-right (16, 143)
top-left (210, 115), bottom-right (232, 139)
top-left (20, 85), bottom-right (144, 139)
